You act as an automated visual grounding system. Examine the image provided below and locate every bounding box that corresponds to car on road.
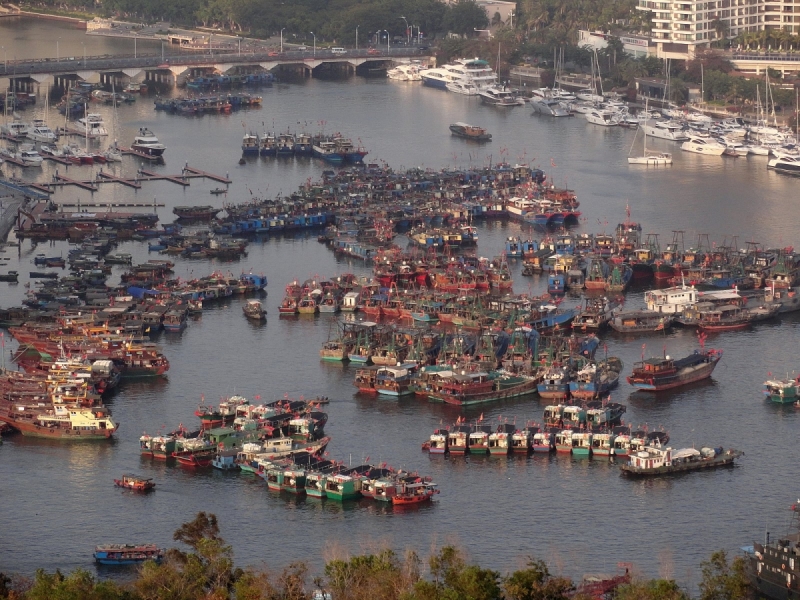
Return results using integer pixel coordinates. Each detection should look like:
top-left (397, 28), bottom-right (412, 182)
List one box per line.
top-left (367, 48), bottom-right (381, 55)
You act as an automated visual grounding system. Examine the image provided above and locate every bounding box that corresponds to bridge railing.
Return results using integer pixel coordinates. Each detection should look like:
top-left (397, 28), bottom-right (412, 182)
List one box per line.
top-left (0, 47), bottom-right (427, 78)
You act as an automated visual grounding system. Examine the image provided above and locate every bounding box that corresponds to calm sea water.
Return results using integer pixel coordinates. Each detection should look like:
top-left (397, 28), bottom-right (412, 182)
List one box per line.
top-left (1, 16), bottom-right (799, 587)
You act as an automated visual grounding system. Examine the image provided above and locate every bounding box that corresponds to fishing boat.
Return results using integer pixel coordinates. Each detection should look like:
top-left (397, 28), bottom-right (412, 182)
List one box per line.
top-left (620, 445), bottom-right (742, 477)
top-left (590, 432), bottom-right (616, 457)
top-left (427, 428), bottom-right (449, 454)
top-left (697, 305), bottom-right (753, 332)
top-left (531, 427), bottom-right (556, 452)
top-left (763, 376), bottom-right (799, 404)
top-left (0, 404), bottom-right (117, 440)
top-left (0, 271), bottom-right (19, 282)
top-left (569, 358), bottom-right (622, 400)
top-left (447, 425), bottom-right (472, 455)
top-left (571, 431), bottom-right (593, 456)
top-left (428, 372), bottom-right (538, 406)
top-left (113, 474), bottom-right (155, 492)
top-left (626, 347), bottom-right (723, 391)
top-left (609, 310), bottom-right (673, 334)
top-left (210, 188), bottom-right (227, 195)
top-left (449, 122), bottom-right (491, 142)
top-left (94, 544), bottom-right (164, 565)
top-left (243, 299), bottom-right (267, 321)
top-left (487, 423), bottom-right (516, 455)
top-left (554, 429), bottom-right (574, 453)
top-left (467, 424), bottom-right (492, 455)
top-left (744, 499), bottom-right (800, 600)
top-left (194, 395), bottom-right (249, 429)
top-left (173, 206), bottom-right (221, 220)
top-left (537, 365), bottom-right (571, 400)
top-left (392, 481), bottom-right (438, 506)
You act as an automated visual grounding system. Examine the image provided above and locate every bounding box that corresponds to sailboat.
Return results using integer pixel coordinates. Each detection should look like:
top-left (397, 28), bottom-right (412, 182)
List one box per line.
top-left (104, 82), bottom-right (123, 163)
top-left (628, 100), bottom-right (673, 165)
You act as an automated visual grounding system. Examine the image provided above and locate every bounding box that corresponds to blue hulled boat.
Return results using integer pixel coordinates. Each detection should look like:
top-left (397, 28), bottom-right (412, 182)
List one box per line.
top-left (94, 544), bottom-right (164, 565)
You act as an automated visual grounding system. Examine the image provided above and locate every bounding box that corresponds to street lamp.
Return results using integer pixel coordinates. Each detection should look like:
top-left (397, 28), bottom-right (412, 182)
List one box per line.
top-left (134, 33), bottom-right (137, 59)
top-left (399, 16), bottom-right (409, 45)
top-left (1, 46), bottom-right (5, 70)
top-left (56, 38), bottom-right (60, 62)
top-left (238, 37), bottom-right (241, 57)
top-left (355, 25), bottom-right (359, 50)
top-left (82, 42), bottom-right (86, 67)
top-left (280, 28), bottom-right (285, 53)
top-left (310, 31), bottom-right (316, 57)
top-left (161, 41), bottom-right (165, 62)
top-left (382, 29), bottom-right (390, 53)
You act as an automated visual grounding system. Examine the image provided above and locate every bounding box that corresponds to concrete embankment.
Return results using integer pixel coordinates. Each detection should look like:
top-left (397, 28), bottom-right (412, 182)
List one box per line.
top-left (0, 182), bottom-right (37, 243)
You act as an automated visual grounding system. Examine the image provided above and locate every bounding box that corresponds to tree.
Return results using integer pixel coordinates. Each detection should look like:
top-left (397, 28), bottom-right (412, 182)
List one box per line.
top-left (492, 11), bottom-right (502, 26)
top-left (24, 569), bottom-right (134, 600)
top-left (698, 550), bottom-right (750, 600)
top-left (444, 0), bottom-right (489, 36)
top-left (504, 558), bottom-right (573, 600)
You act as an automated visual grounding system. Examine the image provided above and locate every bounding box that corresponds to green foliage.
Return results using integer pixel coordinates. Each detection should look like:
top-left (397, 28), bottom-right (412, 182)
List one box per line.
top-left (324, 549), bottom-right (420, 600)
top-left (443, 0), bottom-right (489, 36)
top-left (518, 0), bottom-right (638, 44)
top-left (503, 558), bottom-right (573, 600)
top-left (698, 550), bottom-right (750, 600)
top-left (615, 579), bottom-right (690, 600)
top-left (25, 569), bottom-right (133, 600)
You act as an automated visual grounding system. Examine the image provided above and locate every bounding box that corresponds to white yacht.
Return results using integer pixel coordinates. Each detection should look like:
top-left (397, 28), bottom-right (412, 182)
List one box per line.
top-left (1, 120), bottom-right (29, 138)
top-left (642, 119), bottom-right (688, 141)
top-left (627, 151), bottom-right (673, 166)
top-left (26, 119), bottom-right (58, 143)
top-left (15, 143), bottom-right (44, 167)
top-left (77, 113), bottom-right (109, 137)
top-left (131, 128), bottom-right (166, 158)
top-left (387, 64), bottom-right (422, 81)
top-left (446, 80), bottom-right (481, 96)
top-left (768, 154), bottom-right (800, 174)
top-left (681, 135), bottom-right (726, 156)
top-left (444, 58), bottom-right (497, 89)
top-left (575, 88), bottom-right (603, 103)
top-left (478, 86), bottom-right (524, 106)
top-left (585, 109), bottom-right (619, 126)
top-left (419, 66), bottom-right (451, 89)
top-left (531, 97), bottom-right (570, 117)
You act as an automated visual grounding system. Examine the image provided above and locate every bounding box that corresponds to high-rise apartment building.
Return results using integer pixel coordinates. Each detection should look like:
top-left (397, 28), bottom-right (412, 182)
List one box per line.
top-left (635, 0), bottom-right (800, 58)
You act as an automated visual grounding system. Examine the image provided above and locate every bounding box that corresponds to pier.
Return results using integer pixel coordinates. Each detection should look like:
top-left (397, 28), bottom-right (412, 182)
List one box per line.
top-left (8, 165), bottom-right (232, 193)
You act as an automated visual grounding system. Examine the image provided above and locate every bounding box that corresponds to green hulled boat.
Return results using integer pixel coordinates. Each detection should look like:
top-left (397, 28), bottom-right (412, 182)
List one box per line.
top-left (763, 377), bottom-right (799, 404)
top-left (324, 474), bottom-right (363, 501)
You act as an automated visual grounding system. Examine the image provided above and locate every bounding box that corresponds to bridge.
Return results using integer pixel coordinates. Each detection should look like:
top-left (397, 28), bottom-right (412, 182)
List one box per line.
top-left (0, 47), bottom-right (432, 89)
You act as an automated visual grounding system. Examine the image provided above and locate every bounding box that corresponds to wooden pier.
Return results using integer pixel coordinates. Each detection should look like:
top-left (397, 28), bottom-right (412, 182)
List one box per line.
top-left (9, 164), bottom-right (231, 193)
top-left (138, 168), bottom-right (190, 187)
top-left (97, 170), bottom-right (142, 189)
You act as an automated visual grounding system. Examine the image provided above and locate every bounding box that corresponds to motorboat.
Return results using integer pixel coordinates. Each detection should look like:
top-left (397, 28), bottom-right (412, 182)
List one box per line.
top-left (387, 64), bottom-right (422, 81)
top-left (768, 154), bottom-right (800, 174)
top-left (39, 143), bottom-right (65, 158)
top-left (681, 135), bottom-right (725, 156)
top-left (77, 113), bottom-right (109, 136)
top-left (419, 66), bottom-right (450, 89)
top-left (15, 144), bottom-right (44, 167)
top-left (531, 97), bottom-right (570, 117)
top-left (575, 88), bottom-right (603, 103)
top-left (641, 119), bottom-right (688, 141)
top-left (26, 120), bottom-right (58, 143)
top-left (104, 145), bottom-right (123, 163)
top-left (585, 109), bottom-right (619, 126)
top-left (131, 128), bottom-right (166, 158)
top-left (444, 58), bottom-right (497, 89)
top-left (478, 85), bottom-right (524, 106)
top-left (446, 80), bottom-right (481, 96)
top-left (0, 120), bottom-right (28, 138)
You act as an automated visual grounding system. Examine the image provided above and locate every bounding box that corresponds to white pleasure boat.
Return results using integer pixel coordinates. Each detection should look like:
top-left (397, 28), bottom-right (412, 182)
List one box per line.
top-left (387, 64), bottom-right (422, 81)
top-left (77, 113), bottom-right (109, 137)
top-left (585, 109), bottom-right (619, 126)
top-left (642, 119), bottom-right (688, 141)
top-left (131, 128), bottom-right (166, 158)
top-left (681, 135), bottom-right (726, 156)
top-left (26, 119), bottom-right (58, 143)
top-left (15, 144), bottom-right (44, 167)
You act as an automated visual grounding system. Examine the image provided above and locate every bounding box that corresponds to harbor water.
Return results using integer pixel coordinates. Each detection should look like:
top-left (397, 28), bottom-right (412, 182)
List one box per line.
top-left (1, 16), bottom-right (799, 586)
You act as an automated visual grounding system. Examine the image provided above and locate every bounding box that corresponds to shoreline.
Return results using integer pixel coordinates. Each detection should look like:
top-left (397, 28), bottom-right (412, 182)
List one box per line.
top-left (19, 10), bottom-right (88, 26)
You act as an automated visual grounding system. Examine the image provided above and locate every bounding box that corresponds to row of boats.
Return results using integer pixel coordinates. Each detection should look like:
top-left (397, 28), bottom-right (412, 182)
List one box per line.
top-left (241, 130), bottom-right (367, 163)
top-left (154, 93), bottom-right (263, 114)
top-left (138, 394), bottom-right (439, 505)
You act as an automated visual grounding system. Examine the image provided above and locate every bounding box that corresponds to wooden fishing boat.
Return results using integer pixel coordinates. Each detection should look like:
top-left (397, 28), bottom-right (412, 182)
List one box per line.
top-left (763, 377), bottom-right (799, 404)
top-left (243, 299), bottom-right (267, 321)
top-left (610, 310), bottom-right (672, 334)
top-left (113, 474), bottom-right (155, 492)
top-left (94, 544), bottom-right (164, 565)
top-left (449, 122), bottom-right (491, 142)
top-left (392, 481), bottom-right (439, 505)
top-left (626, 347), bottom-right (722, 391)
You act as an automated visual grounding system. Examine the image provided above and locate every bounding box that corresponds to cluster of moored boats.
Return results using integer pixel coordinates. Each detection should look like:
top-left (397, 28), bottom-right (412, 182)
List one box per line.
top-left (241, 129), bottom-right (367, 163)
top-left (154, 92), bottom-right (263, 114)
top-left (138, 394), bottom-right (438, 505)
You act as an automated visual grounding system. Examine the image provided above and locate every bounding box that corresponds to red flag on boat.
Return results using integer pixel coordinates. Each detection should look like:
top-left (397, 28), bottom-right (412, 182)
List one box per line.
top-left (479, 413), bottom-right (484, 421)
top-left (365, 456), bottom-right (370, 463)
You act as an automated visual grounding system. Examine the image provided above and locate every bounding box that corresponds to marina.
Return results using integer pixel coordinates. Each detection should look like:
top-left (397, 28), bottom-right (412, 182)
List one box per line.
top-left (1, 16), bottom-right (800, 590)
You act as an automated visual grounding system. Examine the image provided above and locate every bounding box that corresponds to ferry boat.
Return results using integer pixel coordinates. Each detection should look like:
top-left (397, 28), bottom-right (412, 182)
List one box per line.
top-left (620, 445), bottom-right (742, 477)
top-left (0, 404), bottom-right (117, 439)
top-left (131, 128), bottom-right (166, 158)
top-left (94, 544), bottom-right (164, 565)
top-left (626, 348), bottom-right (722, 391)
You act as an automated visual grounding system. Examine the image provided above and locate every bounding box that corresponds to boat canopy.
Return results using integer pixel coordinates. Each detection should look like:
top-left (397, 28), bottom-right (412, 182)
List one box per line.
top-left (672, 448), bottom-right (701, 460)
